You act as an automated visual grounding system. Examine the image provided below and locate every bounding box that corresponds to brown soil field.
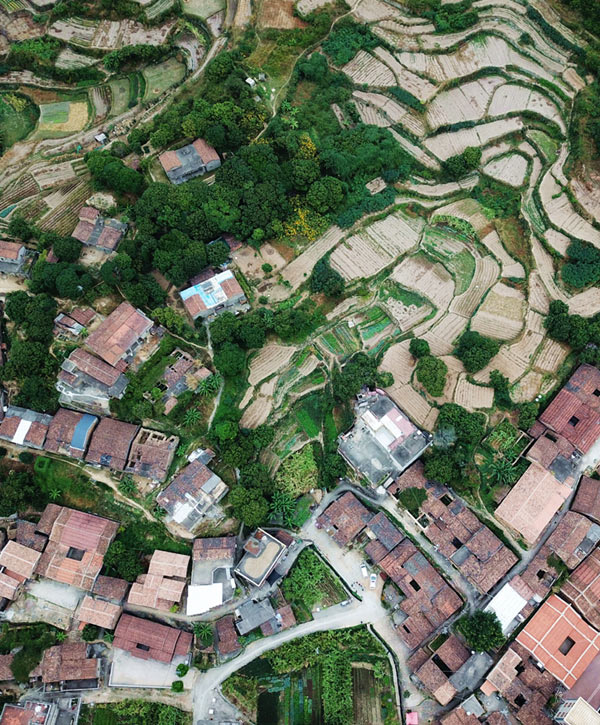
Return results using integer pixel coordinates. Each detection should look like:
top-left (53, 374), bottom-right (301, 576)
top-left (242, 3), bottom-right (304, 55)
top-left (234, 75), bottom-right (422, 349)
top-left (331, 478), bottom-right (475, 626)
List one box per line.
top-left (454, 376), bottom-right (494, 410)
top-left (258, 0), bottom-right (307, 28)
top-left (528, 271), bottom-right (550, 314)
top-left (471, 282), bottom-right (525, 340)
top-left (534, 338), bottom-right (569, 374)
top-left (380, 340), bottom-right (415, 385)
top-left (240, 395), bottom-right (273, 428)
top-left (512, 371), bottom-right (544, 403)
top-left (248, 344), bottom-right (297, 386)
top-left (450, 255), bottom-right (499, 318)
top-left (423, 311), bottom-right (468, 356)
top-left (280, 225), bottom-right (344, 289)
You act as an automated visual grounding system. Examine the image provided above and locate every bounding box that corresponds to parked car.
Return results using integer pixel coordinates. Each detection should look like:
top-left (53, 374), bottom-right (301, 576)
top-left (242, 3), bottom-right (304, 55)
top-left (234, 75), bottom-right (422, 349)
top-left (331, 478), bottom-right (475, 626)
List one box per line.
top-left (361, 565), bottom-right (368, 578)
top-left (370, 572), bottom-right (377, 589)
top-left (340, 599), bottom-right (350, 607)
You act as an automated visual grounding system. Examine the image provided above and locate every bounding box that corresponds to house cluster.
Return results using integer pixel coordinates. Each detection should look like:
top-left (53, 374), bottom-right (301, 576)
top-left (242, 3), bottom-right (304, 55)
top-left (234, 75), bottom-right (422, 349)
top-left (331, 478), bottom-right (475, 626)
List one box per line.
top-left (317, 492), bottom-right (462, 649)
top-left (158, 138), bottom-right (221, 185)
top-left (54, 306), bottom-right (96, 339)
top-left (57, 301), bottom-right (156, 414)
top-left (157, 347), bottom-right (212, 415)
top-left (0, 406), bottom-right (178, 483)
top-left (71, 206), bottom-right (127, 253)
top-left (338, 390), bottom-right (432, 487)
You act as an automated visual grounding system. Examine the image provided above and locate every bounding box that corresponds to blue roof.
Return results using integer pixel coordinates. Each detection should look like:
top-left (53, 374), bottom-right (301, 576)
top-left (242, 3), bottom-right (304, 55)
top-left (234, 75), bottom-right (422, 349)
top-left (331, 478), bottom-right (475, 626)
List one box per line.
top-left (71, 413), bottom-right (98, 451)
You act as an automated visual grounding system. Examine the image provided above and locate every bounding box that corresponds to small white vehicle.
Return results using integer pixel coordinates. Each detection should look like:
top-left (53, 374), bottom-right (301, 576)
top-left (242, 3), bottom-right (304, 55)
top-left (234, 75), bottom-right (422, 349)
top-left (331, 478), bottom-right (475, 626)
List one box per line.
top-left (361, 565), bottom-right (368, 578)
top-left (340, 599), bottom-right (350, 607)
top-left (370, 573), bottom-right (377, 589)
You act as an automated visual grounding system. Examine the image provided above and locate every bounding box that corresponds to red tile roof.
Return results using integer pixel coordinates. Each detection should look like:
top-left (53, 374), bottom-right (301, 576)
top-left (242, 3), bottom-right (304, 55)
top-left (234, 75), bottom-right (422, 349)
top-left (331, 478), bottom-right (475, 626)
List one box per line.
top-left (40, 642), bottom-right (98, 684)
top-left (193, 537), bottom-right (236, 561)
top-left (562, 548), bottom-right (600, 630)
top-left (86, 302), bottom-right (152, 367)
top-left (216, 615), bottom-right (241, 655)
top-left (573, 476), bottom-right (600, 524)
top-left (92, 575), bottom-right (129, 602)
top-left (113, 613), bottom-right (192, 663)
top-left (192, 138), bottom-right (220, 165)
top-left (316, 492), bottom-right (373, 546)
top-left (158, 150), bottom-right (180, 173)
top-left (77, 595), bottom-right (122, 629)
top-left (68, 349), bottom-right (123, 387)
top-left (35, 505), bottom-right (118, 591)
top-left (44, 407), bottom-right (97, 458)
top-left (0, 540), bottom-right (41, 580)
top-left (0, 241), bottom-right (23, 261)
top-left (0, 654), bottom-right (13, 682)
top-left (516, 594), bottom-right (600, 688)
top-left (79, 207), bottom-right (100, 223)
top-left (546, 511), bottom-right (599, 569)
top-left (85, 417), bottom-right (139, 471)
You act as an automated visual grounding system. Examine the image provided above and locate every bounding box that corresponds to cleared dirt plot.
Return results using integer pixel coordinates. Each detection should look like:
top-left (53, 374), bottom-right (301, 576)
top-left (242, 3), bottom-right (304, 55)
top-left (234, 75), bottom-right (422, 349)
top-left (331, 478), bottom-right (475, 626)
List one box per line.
top-left (142, 58), bottom-right (185, 101)
top-left (240, 395), bottom-right (273, 428)
top-left (481, 230), bottom-right (525, 278)
top-left (352, 90), bottom-right (425, 136)
top-left (568, 288), bottom-right (600, 317)
top-left (534, 337), bottom-right (569, 374)
top-left (281, 225), bottom-right (344, 290)
top-left (353, 665), bottom-right (384, 725)
top-left (434, 198), bottom-right (489, 235)
top-left (563, 67), bottom-right (586, 92)
top-left (421, 227), bottom-right (475, 294)
top-left (425, 118), bottom-right (524, 161)
top-left (91, 86), bottom-right (110, 120)
top-left (342, 51), bottom-right (396, 87)
top-left (528, 271), bottom-right (550, 314)
top-left (512, 371), bottom-right (545, 403)
top-left (392, 254), bottom-right (455, 312)
top-left (390, 129), bottom-right (440, 171)
top-left (37, 101), bottom-right (89, 135)
top-left (380, 340), bottom-right (415, 385)
top-left (182, 0), bottom-right (225, 18)
top-left (409, 177), bottom-right (477, 198)
top-left (540, 173), bottom-right (600, 248)
top-left (49, 17), bottom-right (174, 49)
top-left (423, 311), bottom-right (468, 356)
top-left (389, 382), bottom-right (439, 430)
top-left (233, 242), bottom-right (286, 280)
top-left (55, 48), bottom-right (98, 69)
top-left (426, 77), bottom-right (503, 130)
top-left (450, 255), bottom-right (499, 318)
top-left (397, 36), bottom-right (555, 84)
top-left (488, 84), bottom-right (565, 131)
top-left (259, 0), bottom-right (306, 28)
top-left (531, 235), bottom-right (566, 303)
top-left (486, 310), bottom-right (545, 382)
top-left (570, 178), bottom-right (600, 224)
top-left (353, 0), bottom-right (395, 21)
top-left (471, 282), bottom-right (525, 340)
top-left (543, 228), bottom-right (569, 256)
top-left (330, 210), bottom-right (423, 281)
top-left (248, 345), bottom-right (296, 386)
top-left (454, 376), bottom-right (494, 410)
top-left (372, 47), bottom-right (437, 102)
top-left (297, 0), bottom-right (332, 13)
top-left (483, 153), bottom-right (528, 188)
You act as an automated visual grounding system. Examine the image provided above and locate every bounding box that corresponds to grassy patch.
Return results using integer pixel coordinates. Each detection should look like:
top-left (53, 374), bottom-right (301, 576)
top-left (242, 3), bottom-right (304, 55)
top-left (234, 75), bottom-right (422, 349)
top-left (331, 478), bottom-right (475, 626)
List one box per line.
top-left (181, 0), bottom-right (225, 18)
top-left (0, 623), bottom-right (60, 683)
top-left (108, 77), bottom-right (131, 116)
top-left (495, 216), bottom-right (532, 272)
top-left (142, 58), bottom-right (186, 102)
top-left (380, 280), bottom-right (427, 307)
top-left (0, 93), bottom-right (39, 149)
top-left (528, 129), bottom-right (558, 163)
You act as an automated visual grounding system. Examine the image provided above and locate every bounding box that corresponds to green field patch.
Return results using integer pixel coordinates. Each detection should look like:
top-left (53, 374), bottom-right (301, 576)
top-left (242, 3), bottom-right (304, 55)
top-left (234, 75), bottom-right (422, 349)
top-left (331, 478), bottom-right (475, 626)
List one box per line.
top-left (0, 93), bottom-right (39, 149)
top-left (357, 306), bottom-right (393, 342)
top-left (108, 77), bottom-right (131, 116)
top-left (316, 323), bottom-right (359, 358)
top-left (181, 0), bottom-right (225, 18)
top-left (294, 393), bottom-right (324, 438)
top-left (528, 130), bottom-right (558, 164)
top-left (421, 227), bottom-right (475, 294)
top-left (39, 101), bottom-right (70, 124)
top-left (380, 280), bottom-right (427, 308)
top-left (523, 194), bottom-right (546, 235)
top-left (142, 57), bottom-right (186, 102)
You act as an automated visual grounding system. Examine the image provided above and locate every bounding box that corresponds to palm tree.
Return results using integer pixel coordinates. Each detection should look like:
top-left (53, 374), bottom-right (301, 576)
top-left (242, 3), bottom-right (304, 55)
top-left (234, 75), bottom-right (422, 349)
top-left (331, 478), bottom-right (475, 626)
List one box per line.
top-left (49, 488), bottom-right (61, 501)
top-left (184, 408), bottom-right (202, 427)
top-left (193, 622), bottom-right (213, 646)
top-left (485, 458), bottom-right (517, 487)
top-left (270, 490), bottom-right (296, 526)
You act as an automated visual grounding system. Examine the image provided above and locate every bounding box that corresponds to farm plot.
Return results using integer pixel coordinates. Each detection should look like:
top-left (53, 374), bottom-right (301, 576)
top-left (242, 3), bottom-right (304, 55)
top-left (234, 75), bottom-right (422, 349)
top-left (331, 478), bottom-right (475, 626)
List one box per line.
top-left (144, 0), bottom-right (175, 20)
top-left (380, 280), bottom-right (433, 330)
top-left (390, 129), bottom-right (440, 171)
top-left (454, 376), bottom-right (494, 411)
top-left (450, 255), bottom-right (499, 318)
top-left (512, 371), bottom-right (545, 403)
top-left (425, 118), bottom-right (524, 161)
top-left (90, 86), bottom-right (111, 121)
top-left (372, 47), bottom-right (437, 102)
top-left (142, 58), bottom-right (186, 101)
top-left (248, 344), bottom-right (296, 386)
top-left (55, 48), bottom-right (98, 69)
top-left (391, 255), bottom-right (455, 313)
top-left (108, 78), bottom-right (131, 116)
top-left (32, 161), bottom-right (77, 190)
top-left (342, 51), bottom-right (396, 87)
top-left (352, 90), bottom-right (425, 136)
top-left (533, 337), bottom-right (569, 374)
top-left (488, 84), bottom-right (565, 132)
top-left (259, 0), bottom-right (306, 28)
top-left (353, 665), bottom-right (384, 725)
top-left (483, 153), bottom-right (528, 188)
top-left (386, 381), bottom-right (438, 430)
top-left (528, 129), bottom-right (558, 163)
top-left (356, 307), bottom-right (396, 349)
top-left (528, 271), bottom-right (550, 314)
top-left (421, 227), bottom-right (475, 294)
top-left (316, 324), bottom-right (360, 358)
top-left (426, 77), bottom-right (504, 130)
top-left (49, 18), bottom-right (97, 47)
top-left (434, 198), bottom-right (489, 237)
top-left (540, 173), bottom-right (600, 248)
top-left (380, 340), bottom-right (415, 385)
top-left (37, 100), bottom-right (89, 136)
top-left (396, 35), bottom-right (556, 84)
top-left (279, 226), bottom-right (345, 289)
top-left (570, 178), bottom-right (600, 224)
top-left (353, 0), bottom-right (395, 21)
top-left (240, 395), bottom-right (273, 428)
top-left (330, 209), bottom-right (423, 281)
top-left (182, 0), bottom-right (225, 18)
top-left (543, 229), bottom-right (569, 256)
top-left (423, 312), bottom-right (468, 356)
top-left (471, 282), bottom-right (525, 340)
top-left (0, 93), bottom-right (38, 150)
top-left (568, 288), bottom-right (600, 318)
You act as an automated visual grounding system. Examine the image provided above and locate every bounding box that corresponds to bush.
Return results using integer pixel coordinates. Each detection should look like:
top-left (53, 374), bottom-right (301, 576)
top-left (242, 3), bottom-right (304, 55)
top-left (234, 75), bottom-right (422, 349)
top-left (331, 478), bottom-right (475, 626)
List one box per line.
top-left (171, 680), bottom-right (184, 692)
top-left (561, 240), bottom-right (600, 288)
top-left (409, 338), bottom-right (430, 359)
top-left (454, 330), bottom-right (500, 373)
top-left (81, 624), bottom-right (100, 642)
top-left (18, 451), bottom-right (35, 464)
top-left (456, 611), bottom-right (504, 652)
top-left (322, 19), bottom-right (379, 65)
top-left (310, 257), bottom-right (344, 297)
top-left (175, 663), bottom-right (189, 677)
top-left (416, 355), bottom-right (447, 397)
top-left (443, 146), bottom-right (481, 180)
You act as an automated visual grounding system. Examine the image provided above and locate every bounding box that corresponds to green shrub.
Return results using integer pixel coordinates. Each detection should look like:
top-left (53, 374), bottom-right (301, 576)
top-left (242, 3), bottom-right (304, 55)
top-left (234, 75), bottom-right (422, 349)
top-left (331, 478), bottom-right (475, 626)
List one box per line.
top-left (397, 486), bottom-right (428, 517)
top-left (456, 611), bottom-right (504, 652)
top-left (18, 451), bottom-right (35, 464)
top-left (81, 624), bottom-right (100, 642)
top-left (171, 680), bottom-right (184, 693)
top-left (454, 330), bottom-right (500, 373)
top-left (562, 240), bottom-right (600, 288)
top-left (409, 338), bottom-right (430, 359)
top-left (416, 355), bottom-right (447, 397)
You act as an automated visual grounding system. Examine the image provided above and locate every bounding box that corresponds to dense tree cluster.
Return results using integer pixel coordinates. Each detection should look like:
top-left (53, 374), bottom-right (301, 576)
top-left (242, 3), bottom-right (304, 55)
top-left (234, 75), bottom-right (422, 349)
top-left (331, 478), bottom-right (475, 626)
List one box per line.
top-left (443, 146), bottom-right (482, 180)
top-left (332, 352), bottom-right (393, 402)
top-left (309, 257), bottom-right (344, 297)
top-left (561, 240), bottom-right (600, 288)
top-left (321, 19), bottom-right (379, 65)
top-left (416, 355), bottom-right (448, 397)
top-left (103, 44), bottom-right (171, 73)
top-left (86, 149), bottom-right (146, 196)
top-left (473, 176), bottom-right (521, 218)
top-left (544, 299), bottom-right (600, 355)
top-left (2, 291), bottom-right (59, 413)
top-left (454, 330), bottom-right (500, 373)
top-left (456, 611), bottom-right (504, 652)
top-left (409, 338), bottom-right (430, 359)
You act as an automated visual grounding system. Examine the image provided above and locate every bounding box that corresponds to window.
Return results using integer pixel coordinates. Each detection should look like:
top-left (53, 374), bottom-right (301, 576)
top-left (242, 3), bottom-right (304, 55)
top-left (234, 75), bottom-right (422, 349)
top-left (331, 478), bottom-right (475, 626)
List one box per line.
top-left (441, 494), bottom-right (453, 506)
top-left (569, 416), bottom-right (580, 427)
top-left (559, 637), bottom-right (575, 655)
top-left (536, 569), bottom-right (546, 580)
top-left (452, 537), bottom-right (463, 549)
top-left (545, 432), bottom-right (557, 443)
top-left (409, 579), bottom-right (421, 592)
top-left (136, 643), bottom-right (150, 652)
top-left (403, 624), bottom-right (411, 633)
top-left (432, 655), bottom-right (452, 678)
top-left (66, 547), bottom-right (85, 561)
top-left (514, 695), bottom-right (527, 707)
top-left (516, 663), bottom-right (525, 675)
top-left (594, 389), bottom-right (600, 397)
